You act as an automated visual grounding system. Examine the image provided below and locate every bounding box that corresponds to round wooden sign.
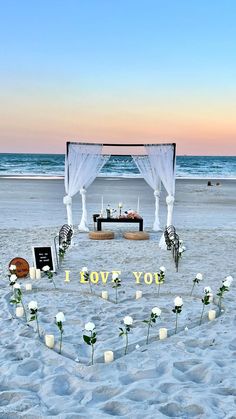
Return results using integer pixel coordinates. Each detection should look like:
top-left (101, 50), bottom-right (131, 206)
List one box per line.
top-left (9, 257), bottom-right (29, 278)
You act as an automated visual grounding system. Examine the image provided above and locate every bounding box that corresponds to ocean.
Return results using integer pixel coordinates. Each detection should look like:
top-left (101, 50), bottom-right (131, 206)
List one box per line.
top-left (0, 153), bottom-right (236, 179)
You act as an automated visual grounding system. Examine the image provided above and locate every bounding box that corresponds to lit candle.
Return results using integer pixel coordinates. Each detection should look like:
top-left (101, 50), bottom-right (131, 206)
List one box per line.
top-left (45, 334), bottom-right (55, 348)
top-left (135, 290), bottom-right (142, 299)
top-left (16, 306), bottom-right (24, 317)
top-left (208, 310), bottom-right (216, 321)
top-left (137, 196), bottom-right (140, 214)
top-left (159, 328), bottom-right (168, 340)
top-left (25, 283), bottom-right (32, 291)
top-left (104, 350), bottom-right (114, 363)
top-left (118, 202), bottom-right (123, 208)
top-left (102, 291), bottom-right (108, 300)
top-left (65, 270), bottom-right (70, 282)
top-left (36, 269), bottom-right (41, 279)
top-left (29, 267), bottom-right (36, 279)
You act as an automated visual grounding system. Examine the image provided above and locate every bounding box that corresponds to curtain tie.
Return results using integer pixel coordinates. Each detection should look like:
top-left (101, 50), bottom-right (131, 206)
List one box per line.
top-left (166, 195), bottom-right (175, 205)
top-left (154, 189), bottom-right (160, 198)
top-left (63, 195), bottom-right (72, 205)
top-left (80, 188), bottom-right (86, 195)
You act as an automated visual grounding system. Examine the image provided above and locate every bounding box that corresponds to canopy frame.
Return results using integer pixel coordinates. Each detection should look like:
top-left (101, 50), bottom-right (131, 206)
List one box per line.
top-left (64, 141), bottom-right (176, 246)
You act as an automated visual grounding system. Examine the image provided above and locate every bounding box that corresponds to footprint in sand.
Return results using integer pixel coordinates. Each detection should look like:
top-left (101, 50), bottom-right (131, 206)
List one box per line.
top-left (16, 359), bottom-right (40, 376)
top-left (102, 400), bottom-right (130, 416)
top-left (173, 361), bottom-right (212, 384)
top-left (159, 402), bottom-right (204, 417)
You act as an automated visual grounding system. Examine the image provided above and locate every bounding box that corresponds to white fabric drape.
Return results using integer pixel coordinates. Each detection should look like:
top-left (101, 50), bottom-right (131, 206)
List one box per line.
top-left (64, 143), bottom-right (109, 231)
top-left (132, 155), bottom-right (162, 231)
top-left (145, 145), bottom-right (175, 249)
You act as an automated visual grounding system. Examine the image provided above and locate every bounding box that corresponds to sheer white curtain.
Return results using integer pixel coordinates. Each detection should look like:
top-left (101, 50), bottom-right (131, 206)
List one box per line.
top-left (132, 155), bottom-right (162, 231)
top-left (145, 144), bottom-right (175, 248)
top-left (64, 143), bottom-right (109, 231)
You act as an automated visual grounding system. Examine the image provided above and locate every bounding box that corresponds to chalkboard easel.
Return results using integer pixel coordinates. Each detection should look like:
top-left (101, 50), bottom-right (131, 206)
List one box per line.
top-left (32, 246), bottom-right (55, 272)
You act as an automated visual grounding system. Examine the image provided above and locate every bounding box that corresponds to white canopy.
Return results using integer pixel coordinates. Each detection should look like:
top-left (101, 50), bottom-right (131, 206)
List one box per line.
top-left (64, 142), bottom-right (176, 247)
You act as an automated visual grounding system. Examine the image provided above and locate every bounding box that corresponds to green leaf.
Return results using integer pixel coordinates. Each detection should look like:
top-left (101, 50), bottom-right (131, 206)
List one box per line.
top-left (91, 338), bottom-right (96, 344)
top-left (143, 320), bottom-right (149, 324)
top-left (83, 335), bottom-right (91, 345)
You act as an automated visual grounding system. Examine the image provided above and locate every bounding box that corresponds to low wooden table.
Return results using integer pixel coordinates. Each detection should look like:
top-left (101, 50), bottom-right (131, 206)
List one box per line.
top-left (96, 217), bottom-right (143, 231)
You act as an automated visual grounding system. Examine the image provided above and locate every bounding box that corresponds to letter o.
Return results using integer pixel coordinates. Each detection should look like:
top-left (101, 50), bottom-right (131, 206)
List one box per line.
top-left (144, 272), bottom-right (153, 285)
top-left (90, 271), bottom-right (99, 284)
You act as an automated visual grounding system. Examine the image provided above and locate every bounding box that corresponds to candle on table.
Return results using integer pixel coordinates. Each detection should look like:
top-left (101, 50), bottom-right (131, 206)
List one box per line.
top-left (16, 306), bottom-right (24, 317)
top-left (135, 290), bottom-right (142, 299)
top-left (65, 270), bottom-right (70, 282)
top-left (25, 283), bottom-right (32, 291)
top-left (159, 328), bottom-right (168, 340)
top-left (45, 334), bottom-right (55, 349)
top-left (137, 196), bottom-right (140, 214)
top-left (102, 291), bottom-right (108, 300)
top-left (104, 350), bottom-right (114, 363)
top-left (36, 269), bottom-right (41, 279)
top-left (208, 310), bottom-right (216, 321)
top-left (29, 267), bottom-right (36, 280)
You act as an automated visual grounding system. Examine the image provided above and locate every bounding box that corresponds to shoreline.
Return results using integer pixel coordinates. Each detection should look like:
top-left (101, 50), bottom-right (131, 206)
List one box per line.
top-left (1, 174), bottom-right (236, 181)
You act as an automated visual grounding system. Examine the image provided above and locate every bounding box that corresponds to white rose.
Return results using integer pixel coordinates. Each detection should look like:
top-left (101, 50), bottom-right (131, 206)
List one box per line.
top-left (204, 286), bottom-right (212, 294)
top-left (85, 322), bottom-right (95, 331)
top-left (13, 283), bottom-right (21, 289)
top-left (42, 265), bottom-right (50, 272)
top-left (56, 312), bottom-right (65, 323)
top-left (174, 296), bottom-right (183, 307)
top-left (159, 266), bottom-right (166, 273)
top-left (223, 279), bottom-right (231, 288)
top-left (123, 316), bottom-right (133, 326)
top-left (182, 246), bottom-right (186, 251)
top-left (9, 264), bottom-right (16, 271)
top-left (28, 300), bottom-right (38, 310)
top-left (196, 273), bottom-right (203, 281)
top-left (112, 272), bottom-right (119, 280)
top-left (82, 267), bottom-right (88, 272)
top-left (225, 276), bottom-right (233, 286)
top-left (10, 274), bottom-right (17, 281)
top-left (179, 239), bottom-right (184, 245)
top-left (179, 247), bottom-right (184, 253)
top-left (152, 307), bottom-right (162, 316)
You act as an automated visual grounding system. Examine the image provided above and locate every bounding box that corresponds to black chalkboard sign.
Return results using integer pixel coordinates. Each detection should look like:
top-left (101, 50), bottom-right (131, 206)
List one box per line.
top-left (32, 246), bottom-right (55, 271)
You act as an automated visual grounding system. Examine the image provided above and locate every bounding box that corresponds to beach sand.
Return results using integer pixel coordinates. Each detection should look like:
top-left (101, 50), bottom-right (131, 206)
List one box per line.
top-left (0, 177), bottom-right (236, 418)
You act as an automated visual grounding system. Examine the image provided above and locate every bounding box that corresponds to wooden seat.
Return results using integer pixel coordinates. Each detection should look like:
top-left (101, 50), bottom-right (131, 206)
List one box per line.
top-left (123, 231), bottom-right (149, 240)
top-left (89, 231), bottom-right (115, 240)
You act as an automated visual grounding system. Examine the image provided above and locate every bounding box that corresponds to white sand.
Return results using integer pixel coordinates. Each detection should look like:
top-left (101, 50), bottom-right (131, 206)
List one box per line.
top-left (0, 177), bottom-right (236, 418)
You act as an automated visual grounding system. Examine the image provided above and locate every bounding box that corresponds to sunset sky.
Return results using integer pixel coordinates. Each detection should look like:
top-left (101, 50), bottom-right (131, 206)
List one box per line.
top-left (0, 0), bottom-right (235, 155)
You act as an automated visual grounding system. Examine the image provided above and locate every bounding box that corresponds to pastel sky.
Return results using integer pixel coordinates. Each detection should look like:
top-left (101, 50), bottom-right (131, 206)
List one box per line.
top-left (0, 0), bottom-right (236, 155)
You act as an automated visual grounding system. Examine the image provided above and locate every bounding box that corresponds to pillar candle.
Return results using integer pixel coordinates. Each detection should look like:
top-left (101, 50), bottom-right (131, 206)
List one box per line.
top-left (135, 290), bottom-right (142, 299)
top-left (25, 283), bottom-right (32, 291)
top-left (102, 291), bottom-right (108, 300)
top-left (36, 269), bottom-right (41, 279)
top-left (208, 310), bottom-right (216, 321)
top-left (29, 267), bottom-right (36, 280)
top-left (16, 306), bottom-right (24, 317)
top-left (45, 334), bottom-right (55, 348)
top-left (159, 328), bottom-right (168, 340)
top-left (104, 350), bottom-right (114, 363)
top-left (65, 270), bottom-right (70, 282)
top-left (137, 196), bottom-right (140, 214)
